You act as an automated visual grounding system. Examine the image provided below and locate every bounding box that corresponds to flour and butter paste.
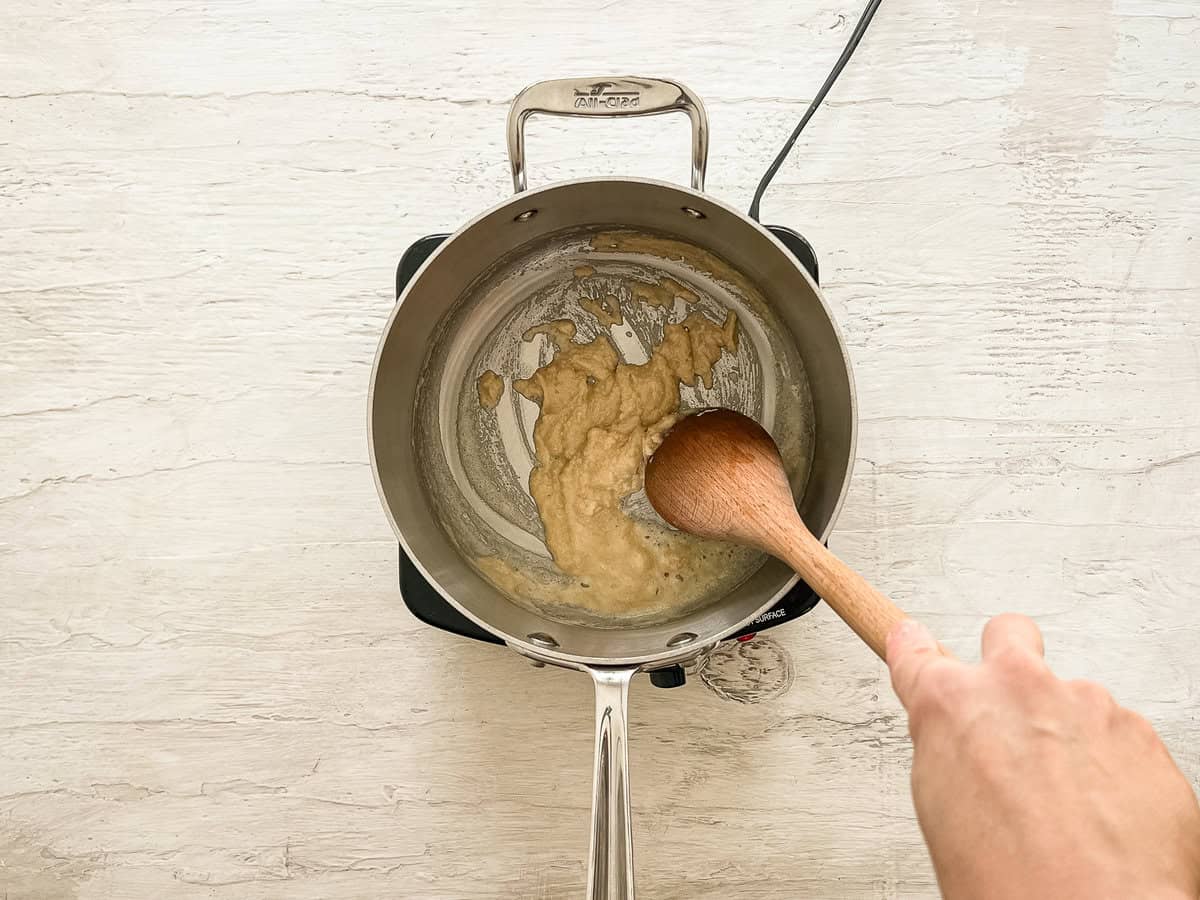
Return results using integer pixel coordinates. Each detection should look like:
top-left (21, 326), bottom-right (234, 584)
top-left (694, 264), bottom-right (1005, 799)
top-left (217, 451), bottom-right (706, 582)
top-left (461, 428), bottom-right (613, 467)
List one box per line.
top-left (476, 369), bottom-right (503, 410)
top-left (474, 284), bottom-right (758, 618)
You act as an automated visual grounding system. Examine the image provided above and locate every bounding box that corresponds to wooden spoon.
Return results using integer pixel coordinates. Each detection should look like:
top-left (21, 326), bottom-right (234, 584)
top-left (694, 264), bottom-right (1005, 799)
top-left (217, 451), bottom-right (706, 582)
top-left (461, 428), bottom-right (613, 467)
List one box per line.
top-left (645, 408), bottom-right (910, 660)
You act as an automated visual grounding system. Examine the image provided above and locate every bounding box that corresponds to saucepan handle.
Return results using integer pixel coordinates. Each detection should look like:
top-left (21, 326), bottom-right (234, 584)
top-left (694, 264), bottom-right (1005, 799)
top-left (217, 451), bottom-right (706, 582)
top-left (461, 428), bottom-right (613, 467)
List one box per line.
top-left (586, 666), bottom-right (638, 900)
top-left (507, 76), bottom-right (709, 193)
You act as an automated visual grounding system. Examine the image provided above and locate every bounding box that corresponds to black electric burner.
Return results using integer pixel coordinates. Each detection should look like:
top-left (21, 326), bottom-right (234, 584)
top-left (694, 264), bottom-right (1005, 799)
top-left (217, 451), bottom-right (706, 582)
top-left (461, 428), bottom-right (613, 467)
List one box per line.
top-left (395, 225), bottom-right (824, 686)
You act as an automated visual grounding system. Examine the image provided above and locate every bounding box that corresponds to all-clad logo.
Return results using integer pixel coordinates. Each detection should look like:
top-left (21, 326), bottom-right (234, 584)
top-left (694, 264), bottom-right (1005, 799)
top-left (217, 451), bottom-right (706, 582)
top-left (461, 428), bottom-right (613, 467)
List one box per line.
top-left (573, 82), bottom-right (640, 110)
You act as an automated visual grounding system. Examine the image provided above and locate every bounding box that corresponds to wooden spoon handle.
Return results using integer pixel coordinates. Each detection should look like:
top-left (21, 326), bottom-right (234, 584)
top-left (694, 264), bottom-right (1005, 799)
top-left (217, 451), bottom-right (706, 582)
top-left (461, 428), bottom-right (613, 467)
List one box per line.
top-left (773, 523), bottom-right (909, 660)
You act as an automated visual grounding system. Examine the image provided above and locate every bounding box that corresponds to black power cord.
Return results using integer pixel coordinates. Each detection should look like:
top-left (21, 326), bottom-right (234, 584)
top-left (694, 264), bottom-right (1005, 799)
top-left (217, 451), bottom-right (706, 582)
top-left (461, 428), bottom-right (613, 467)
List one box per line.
top-left (748, 0), bottom-right (885, 221)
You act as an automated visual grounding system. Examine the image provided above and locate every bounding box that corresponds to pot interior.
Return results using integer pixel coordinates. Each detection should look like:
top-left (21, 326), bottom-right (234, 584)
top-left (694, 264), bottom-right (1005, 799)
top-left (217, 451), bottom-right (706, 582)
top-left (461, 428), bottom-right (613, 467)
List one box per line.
top-left (371, 179), bottom-right (855, 665)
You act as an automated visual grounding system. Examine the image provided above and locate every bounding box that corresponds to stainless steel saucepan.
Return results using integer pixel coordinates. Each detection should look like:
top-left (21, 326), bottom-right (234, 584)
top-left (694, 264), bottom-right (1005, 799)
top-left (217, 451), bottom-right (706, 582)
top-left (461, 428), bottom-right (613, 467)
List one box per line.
top-left (369, 76), bottom-right (857, 899)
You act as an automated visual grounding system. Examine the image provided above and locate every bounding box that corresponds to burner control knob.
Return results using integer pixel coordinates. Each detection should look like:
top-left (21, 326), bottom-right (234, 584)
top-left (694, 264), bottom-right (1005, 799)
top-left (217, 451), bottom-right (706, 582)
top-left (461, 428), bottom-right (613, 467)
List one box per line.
top-left (649, 665), bottom-right (686, 689)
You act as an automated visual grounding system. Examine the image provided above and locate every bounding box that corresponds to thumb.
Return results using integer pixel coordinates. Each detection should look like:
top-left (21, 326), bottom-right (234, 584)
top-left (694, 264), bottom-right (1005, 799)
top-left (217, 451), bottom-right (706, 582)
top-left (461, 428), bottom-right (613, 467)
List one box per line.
top-left (887, 619), bottom-right (943, 710)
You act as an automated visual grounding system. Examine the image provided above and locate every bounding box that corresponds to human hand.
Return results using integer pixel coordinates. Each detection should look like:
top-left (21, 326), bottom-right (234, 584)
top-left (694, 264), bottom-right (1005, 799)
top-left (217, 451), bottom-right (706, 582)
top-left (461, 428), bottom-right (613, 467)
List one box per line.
top-left (887, 614), bottom-right (1200, 900)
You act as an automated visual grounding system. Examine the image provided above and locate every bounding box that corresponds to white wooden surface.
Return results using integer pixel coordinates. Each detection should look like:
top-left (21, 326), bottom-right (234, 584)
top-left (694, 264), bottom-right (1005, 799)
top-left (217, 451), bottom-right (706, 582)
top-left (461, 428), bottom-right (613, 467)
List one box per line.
top-left (2, 1), bottom-right (1198, 897)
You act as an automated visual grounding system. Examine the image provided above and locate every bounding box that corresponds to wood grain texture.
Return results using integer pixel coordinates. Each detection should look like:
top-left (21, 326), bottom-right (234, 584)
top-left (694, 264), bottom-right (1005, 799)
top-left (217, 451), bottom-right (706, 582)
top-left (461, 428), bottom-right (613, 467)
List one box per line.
top-left (647, 409), bottom-right (910, 659)
top-left (1, 0), bottom-right (1197, 897)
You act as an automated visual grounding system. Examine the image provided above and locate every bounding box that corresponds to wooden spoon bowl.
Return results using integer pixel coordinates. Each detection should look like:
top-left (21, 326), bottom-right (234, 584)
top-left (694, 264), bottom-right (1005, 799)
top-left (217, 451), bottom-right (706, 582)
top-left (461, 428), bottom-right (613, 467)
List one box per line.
top-left (645, 408), bottom-right (910, 660)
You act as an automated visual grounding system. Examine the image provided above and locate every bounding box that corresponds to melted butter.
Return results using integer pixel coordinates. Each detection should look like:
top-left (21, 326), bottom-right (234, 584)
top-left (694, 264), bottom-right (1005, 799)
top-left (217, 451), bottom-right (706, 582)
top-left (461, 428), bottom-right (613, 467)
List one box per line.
top-left (489, 302), bottom-right (745, 618)
top-left (590, 231), bottom-right (764, 312)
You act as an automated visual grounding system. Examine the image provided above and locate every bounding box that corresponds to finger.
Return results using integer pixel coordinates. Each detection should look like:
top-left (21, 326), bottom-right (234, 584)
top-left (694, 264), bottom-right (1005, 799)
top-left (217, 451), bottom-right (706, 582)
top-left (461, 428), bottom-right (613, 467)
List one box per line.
top-left (887, 619), bottom-right (947, 710)
top-left (981, 613), bottom-right (1045, 661)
